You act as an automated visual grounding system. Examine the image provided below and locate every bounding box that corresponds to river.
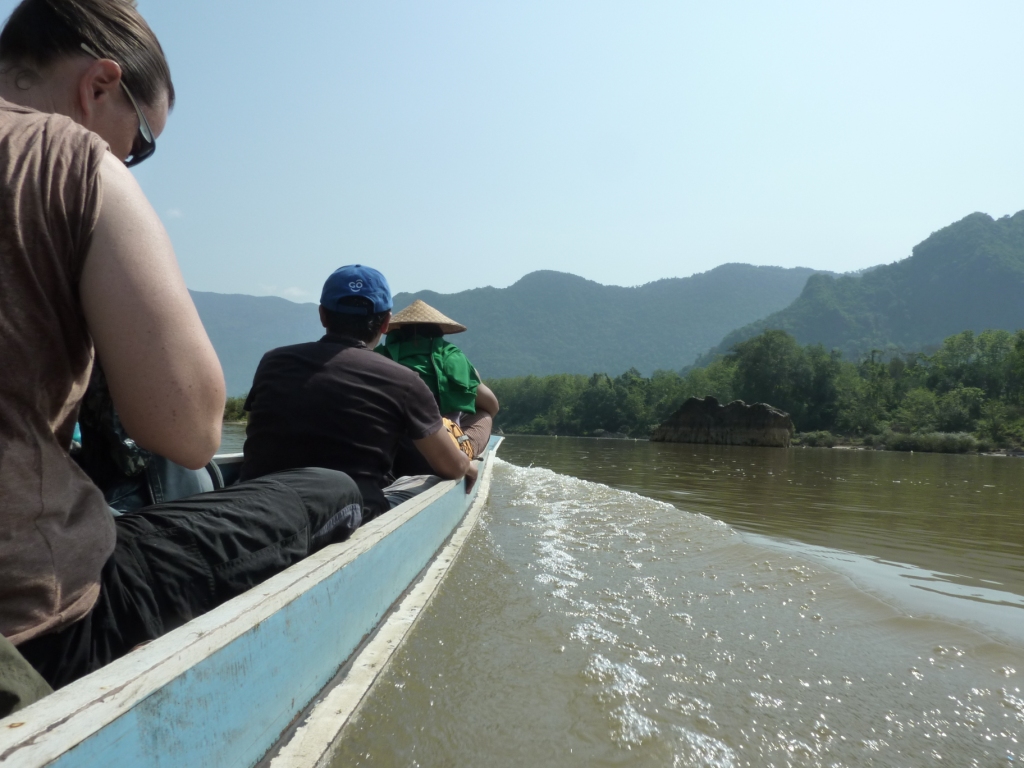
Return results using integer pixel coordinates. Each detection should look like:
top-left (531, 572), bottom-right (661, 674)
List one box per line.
top-left (221, 428), bottom-right (1024, 765)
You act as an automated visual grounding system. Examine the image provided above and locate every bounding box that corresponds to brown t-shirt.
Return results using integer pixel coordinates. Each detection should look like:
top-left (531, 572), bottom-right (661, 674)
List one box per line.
top-left (240, 334), bottom-right (444, 514)
top-left (0, 99), bottom-right (114, 644)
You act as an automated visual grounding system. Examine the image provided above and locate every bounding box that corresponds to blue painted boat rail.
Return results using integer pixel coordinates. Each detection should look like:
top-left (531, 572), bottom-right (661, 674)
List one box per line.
top-left (0, 437), bottom-right (502, 768)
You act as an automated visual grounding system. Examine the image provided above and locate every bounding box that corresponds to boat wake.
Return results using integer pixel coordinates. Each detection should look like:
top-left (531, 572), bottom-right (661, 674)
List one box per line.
top-left (495, 458), bottom-right (1024, 767)
top-left (335, 458), bottom-right (1024, 767)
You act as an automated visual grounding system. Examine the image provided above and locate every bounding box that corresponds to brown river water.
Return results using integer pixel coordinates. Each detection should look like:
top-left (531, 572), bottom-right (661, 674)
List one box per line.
top-left (221, 428), bottom-right (1024, 766)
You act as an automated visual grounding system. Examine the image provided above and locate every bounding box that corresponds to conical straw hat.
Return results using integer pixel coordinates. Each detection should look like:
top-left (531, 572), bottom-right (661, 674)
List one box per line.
top-left (388, 299), bottom-right (467, 334)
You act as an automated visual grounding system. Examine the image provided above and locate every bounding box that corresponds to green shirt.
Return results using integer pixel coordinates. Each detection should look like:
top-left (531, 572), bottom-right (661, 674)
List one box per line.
top-left (378, 336), bottom-right (480, 415)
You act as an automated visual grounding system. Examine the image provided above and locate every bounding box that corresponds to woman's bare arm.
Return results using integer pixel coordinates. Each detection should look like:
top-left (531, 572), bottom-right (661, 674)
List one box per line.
top-left (79, 153), bottom-right (225, 469)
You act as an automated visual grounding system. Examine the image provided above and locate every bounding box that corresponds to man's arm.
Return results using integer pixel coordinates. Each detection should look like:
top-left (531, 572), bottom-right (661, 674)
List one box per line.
top-left (79, 153), bottom-right (225, 470)
top-left (475, 382), bottom-right (499, 416)
top-left (413, 428), bottom-right (478, 492)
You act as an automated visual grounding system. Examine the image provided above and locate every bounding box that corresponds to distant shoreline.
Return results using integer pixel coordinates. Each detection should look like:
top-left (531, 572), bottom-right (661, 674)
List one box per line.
top-left (500, 432), bottom-right (1024, 457)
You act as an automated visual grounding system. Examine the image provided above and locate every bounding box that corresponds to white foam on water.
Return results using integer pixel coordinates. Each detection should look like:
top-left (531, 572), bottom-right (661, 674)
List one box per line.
top-left (672, 727), bottom-right (737, 768)
top-left (570, 620), bottom-right (619, 646)
top-left (493, 458), bottom-right (1024, 766)
top-left (334, 459), bottom-right (1024, 768)
top-left (612, 702), bottom-right (659, 745)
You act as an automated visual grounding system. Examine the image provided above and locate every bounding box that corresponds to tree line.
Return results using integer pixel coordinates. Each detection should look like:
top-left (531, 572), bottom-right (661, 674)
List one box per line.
top-left (489, 328), bottom-right (1024, 450)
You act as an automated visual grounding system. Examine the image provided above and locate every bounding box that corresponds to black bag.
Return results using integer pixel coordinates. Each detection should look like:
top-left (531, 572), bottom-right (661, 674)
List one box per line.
top-left (74, 367), bottom-right (223, 513)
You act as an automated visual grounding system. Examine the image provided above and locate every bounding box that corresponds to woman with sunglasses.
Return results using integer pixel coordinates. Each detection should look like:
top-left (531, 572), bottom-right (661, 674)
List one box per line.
top-left (0, 0), bottom-right (362, 699)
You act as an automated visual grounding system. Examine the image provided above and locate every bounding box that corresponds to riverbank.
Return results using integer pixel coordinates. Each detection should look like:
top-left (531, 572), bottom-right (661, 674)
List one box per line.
top-left (793, 429), bottom-right (1024, 456)
top-left (497, 429), bottom-right (1024, 456)
top-left (490, 328), bottom-right (1024, 450)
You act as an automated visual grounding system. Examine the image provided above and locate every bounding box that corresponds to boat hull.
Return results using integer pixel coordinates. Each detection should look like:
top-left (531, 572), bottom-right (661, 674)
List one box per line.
top-left (0, 437), bottom-right (502, 768)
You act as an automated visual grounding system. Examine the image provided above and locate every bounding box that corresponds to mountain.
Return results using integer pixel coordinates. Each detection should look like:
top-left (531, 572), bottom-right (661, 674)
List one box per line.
top-left (190, 291), bottom-right (323, 396)
top-left (701, 211), bottom-right (1024, 362)
top-left (193, 263), bottom-right (825, 394)
top-left (389, 264), bottom-right (826, 380)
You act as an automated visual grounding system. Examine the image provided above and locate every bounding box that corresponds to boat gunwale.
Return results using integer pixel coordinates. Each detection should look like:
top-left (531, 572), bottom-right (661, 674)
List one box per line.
top-left (264, 436), bottom-right (502, 767)
top-left (0, 443), bottom-right (499, 767)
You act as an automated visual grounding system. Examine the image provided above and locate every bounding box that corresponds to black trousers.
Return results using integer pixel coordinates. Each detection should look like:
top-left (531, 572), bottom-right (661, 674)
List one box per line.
top-left (18, 467), bottom-right (362, 690)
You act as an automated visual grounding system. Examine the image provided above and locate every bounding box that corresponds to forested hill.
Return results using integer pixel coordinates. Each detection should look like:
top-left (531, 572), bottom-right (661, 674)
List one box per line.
top-left (190, 291), bottom-right (323, 396)
top-left (390, 264), bottom-right (825, 380)
top-left (701, 211), bottom-right (1024, 362)
top-left (193, 263), bottom-right (824, 394)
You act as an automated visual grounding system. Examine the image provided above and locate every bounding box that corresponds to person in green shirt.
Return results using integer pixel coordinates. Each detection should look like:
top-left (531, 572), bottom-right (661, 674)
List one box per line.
top-left (378, 300), bottom-right (499, 460)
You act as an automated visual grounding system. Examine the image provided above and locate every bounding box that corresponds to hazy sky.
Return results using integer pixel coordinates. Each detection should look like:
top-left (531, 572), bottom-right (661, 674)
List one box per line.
top-left (4, 1), bottom-right (1022, 298)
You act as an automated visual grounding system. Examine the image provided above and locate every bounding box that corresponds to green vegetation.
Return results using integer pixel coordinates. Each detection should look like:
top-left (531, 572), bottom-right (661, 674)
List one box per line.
top-left (224, 395), bottom-right (248, 422)
top-left (491, 328), bottom-right (1024, 451)
top-left (490, 363), bottom-right (737, 439)
top-left (865, 431), bottom-right (984, 454)
top-left (704, 211), bottom-right (1024, 362)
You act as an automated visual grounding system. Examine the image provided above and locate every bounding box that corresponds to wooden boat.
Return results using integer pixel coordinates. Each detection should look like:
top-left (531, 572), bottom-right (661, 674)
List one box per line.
top-left (0, 437), bottom-right (503, 768)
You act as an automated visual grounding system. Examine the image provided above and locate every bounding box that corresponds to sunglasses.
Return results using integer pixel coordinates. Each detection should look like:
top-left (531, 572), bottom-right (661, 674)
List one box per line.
top-left (80, 42), bottom-right (156, 167)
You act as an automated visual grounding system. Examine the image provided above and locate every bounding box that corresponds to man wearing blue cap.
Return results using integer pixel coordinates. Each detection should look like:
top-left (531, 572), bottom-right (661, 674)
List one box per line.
top-left (240, 265), bottom-right (478, 519)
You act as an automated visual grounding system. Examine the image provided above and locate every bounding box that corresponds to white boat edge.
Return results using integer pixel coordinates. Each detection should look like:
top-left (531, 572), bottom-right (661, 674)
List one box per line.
top-left (264, 435), bottom-right (500, 767)
top-left (0, 437), bottom-right (503, 768)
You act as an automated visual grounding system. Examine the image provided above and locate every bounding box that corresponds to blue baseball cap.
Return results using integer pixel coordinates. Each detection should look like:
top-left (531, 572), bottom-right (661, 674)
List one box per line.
top-left (320, 265), bottom-right (393, 315)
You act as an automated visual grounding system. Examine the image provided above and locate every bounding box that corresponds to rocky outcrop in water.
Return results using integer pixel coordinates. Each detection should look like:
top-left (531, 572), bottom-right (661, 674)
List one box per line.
top-left (650, 396), bottom-right (793, 447)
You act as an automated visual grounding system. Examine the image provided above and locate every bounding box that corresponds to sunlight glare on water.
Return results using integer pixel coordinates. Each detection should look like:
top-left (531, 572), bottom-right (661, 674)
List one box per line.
top-left (333, 458), bottom-right (1024, 767)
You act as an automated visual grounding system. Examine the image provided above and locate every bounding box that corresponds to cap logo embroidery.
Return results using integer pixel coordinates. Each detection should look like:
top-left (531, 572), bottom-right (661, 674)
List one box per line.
top-left (349, 280), bottom-right (363, 291)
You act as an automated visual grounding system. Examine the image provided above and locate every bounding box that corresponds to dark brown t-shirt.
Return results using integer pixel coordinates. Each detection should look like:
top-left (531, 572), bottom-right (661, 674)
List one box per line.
top-left (240, 334), bottom-right (443, 513)
top-left (0, 99), bottom-right (114, 644)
